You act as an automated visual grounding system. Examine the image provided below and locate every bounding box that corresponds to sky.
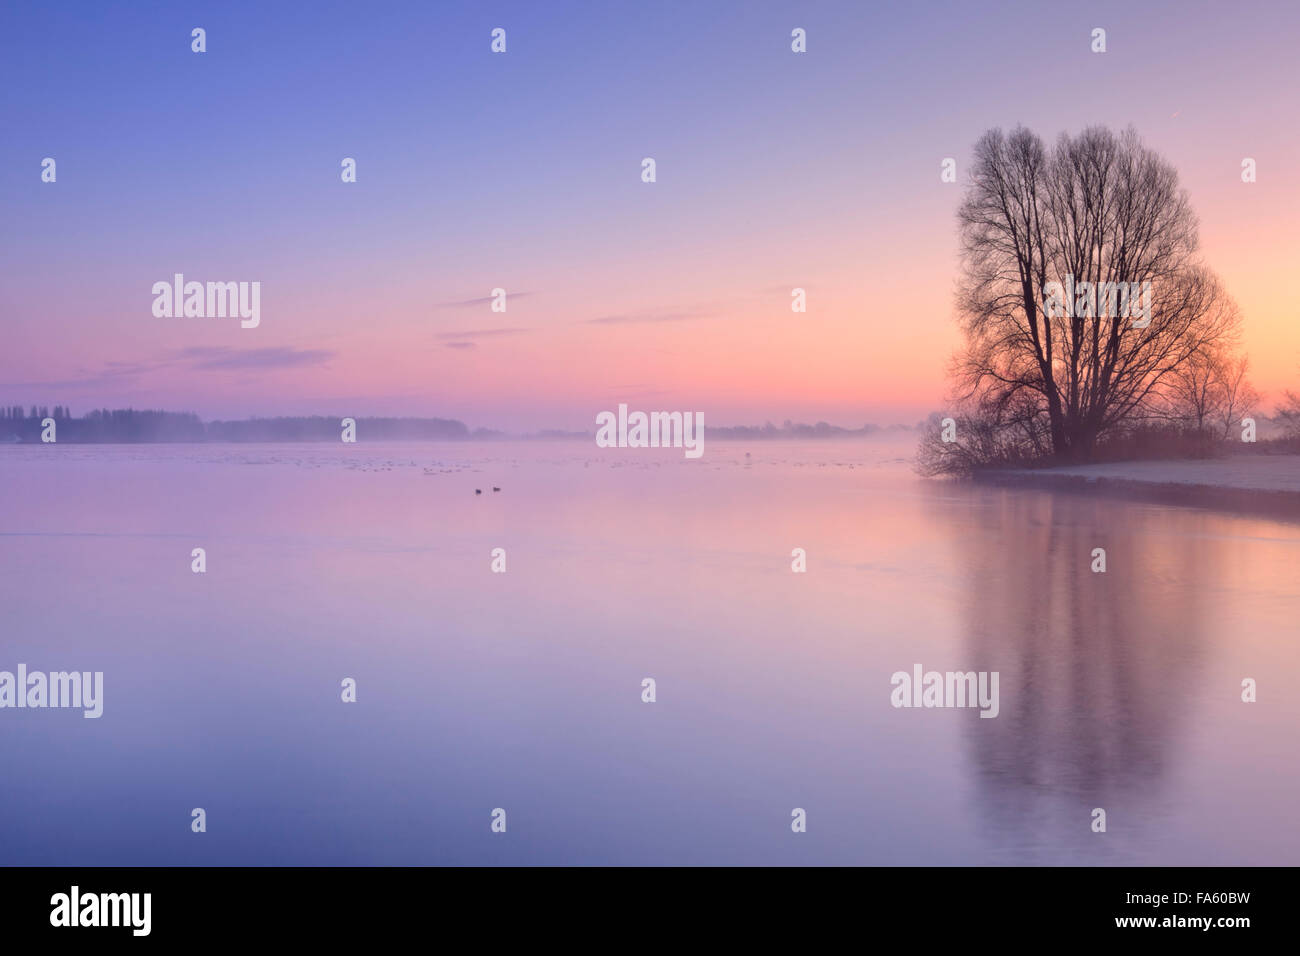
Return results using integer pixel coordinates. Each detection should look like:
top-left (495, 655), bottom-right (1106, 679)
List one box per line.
top-left (1, 0), bottom-right (1297, 432)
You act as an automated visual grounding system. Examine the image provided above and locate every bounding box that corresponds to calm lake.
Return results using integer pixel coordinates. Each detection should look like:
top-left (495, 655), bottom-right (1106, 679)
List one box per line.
top-left (1, 438), bottom-right (1297, 865)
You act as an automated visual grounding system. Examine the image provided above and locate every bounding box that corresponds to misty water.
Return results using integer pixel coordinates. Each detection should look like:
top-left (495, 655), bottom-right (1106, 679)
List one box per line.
top-left (1, 438), bottom-right (1297, 865)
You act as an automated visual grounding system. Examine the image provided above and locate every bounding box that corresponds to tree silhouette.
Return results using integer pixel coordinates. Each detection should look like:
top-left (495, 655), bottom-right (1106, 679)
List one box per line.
top-left (923, 126), bottom-right (1243, 472)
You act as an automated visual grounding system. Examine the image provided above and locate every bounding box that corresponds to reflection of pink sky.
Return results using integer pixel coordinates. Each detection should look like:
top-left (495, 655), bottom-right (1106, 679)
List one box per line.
top-left (4, 440), bottom-right (1300, 863)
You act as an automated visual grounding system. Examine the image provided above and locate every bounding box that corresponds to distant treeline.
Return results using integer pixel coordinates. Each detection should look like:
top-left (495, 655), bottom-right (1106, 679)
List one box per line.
top-left (0, 406), bottom-right (921, 443)
top-left (207, 416), bottom-right (474, 441)
top-left (707, 421), bottom-right (920, 439)
top-left (0, 406), bottom-right (476, 442)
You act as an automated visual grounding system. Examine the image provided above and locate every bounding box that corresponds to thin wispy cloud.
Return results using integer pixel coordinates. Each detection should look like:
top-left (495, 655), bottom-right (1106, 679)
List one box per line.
top-left (607, 386), bottom-right (671, 397)
top-left (175, 346), bottom-right (334, 370)
top-left (434, 292), bottom-right (535, 309)
top-left (584, 309), bottom-right (710, 325)
top-left (0, 358), bottom-right (172, 390)
top-left (1, 347), bottom-right (334, 390)
top-left (436, 328), bottom-right (529, 340)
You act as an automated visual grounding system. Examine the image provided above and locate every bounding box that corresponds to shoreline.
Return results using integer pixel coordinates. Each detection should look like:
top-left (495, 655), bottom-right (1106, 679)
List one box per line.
top-left (975, 456), bottom-right (1300, 519)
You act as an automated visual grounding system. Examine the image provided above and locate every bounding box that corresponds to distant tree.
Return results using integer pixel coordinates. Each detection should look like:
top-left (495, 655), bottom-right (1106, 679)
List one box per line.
top-left (1165, 347), bottom-right (1221, 434)
top-left (1213, 353), bottom-right (1260, 441)
top-left (1276, 383), bottom-right (1300, 439)
top-left (1161, 346), bottom-right (1260, 442)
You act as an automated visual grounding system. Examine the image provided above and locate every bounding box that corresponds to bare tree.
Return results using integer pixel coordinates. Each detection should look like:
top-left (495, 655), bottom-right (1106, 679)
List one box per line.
top-left (937, 125), bottom-right (1242, 468)
top-left (1163, 346), bottom-right (1259, 441)
top-left (1274, 385), bottom-right (1300, 439)
top-left (1212, 353), bottom-right (1260, 441)
top-left (1164, 345), bottom-right (1222, 434)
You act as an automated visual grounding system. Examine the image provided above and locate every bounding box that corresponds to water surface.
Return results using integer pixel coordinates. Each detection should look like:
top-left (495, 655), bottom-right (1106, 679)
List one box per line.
top-left (1, 439), bottom-right (1296, 865)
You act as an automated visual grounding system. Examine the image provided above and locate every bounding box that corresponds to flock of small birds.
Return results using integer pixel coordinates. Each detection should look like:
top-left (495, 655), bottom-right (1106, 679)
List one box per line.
top-left (474, 487), bottom-right (502, 495)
